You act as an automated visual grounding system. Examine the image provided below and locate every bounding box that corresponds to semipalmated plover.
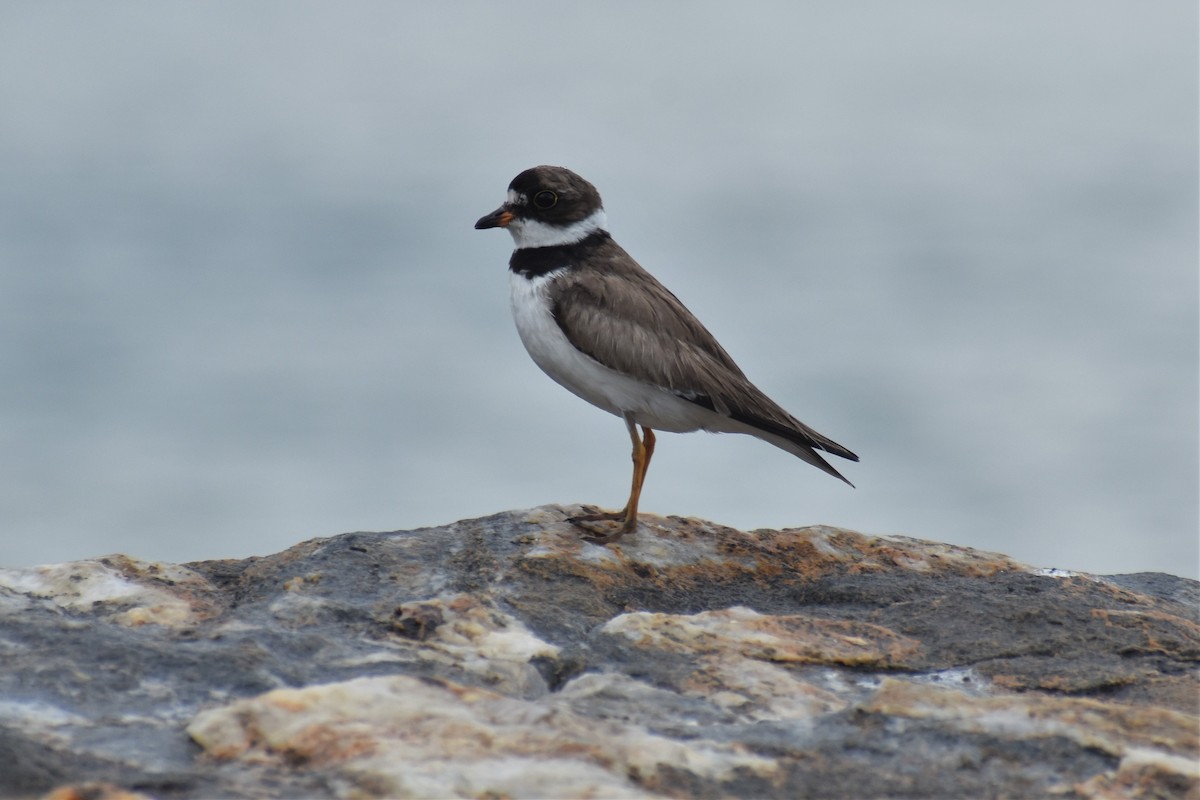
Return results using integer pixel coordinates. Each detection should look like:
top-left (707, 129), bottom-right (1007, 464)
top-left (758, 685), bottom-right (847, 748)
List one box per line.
top-left (475, 166), bottom-right (857, 543)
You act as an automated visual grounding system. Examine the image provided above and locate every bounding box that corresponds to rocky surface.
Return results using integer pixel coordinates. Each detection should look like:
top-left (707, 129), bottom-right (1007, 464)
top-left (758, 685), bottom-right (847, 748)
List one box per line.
top-left (1, 504), bottom-right (1196, 799)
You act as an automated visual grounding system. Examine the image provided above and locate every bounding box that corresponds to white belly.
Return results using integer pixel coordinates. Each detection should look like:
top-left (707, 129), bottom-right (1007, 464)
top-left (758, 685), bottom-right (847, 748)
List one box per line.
top-left (509, 269), bottom-right (715, 433)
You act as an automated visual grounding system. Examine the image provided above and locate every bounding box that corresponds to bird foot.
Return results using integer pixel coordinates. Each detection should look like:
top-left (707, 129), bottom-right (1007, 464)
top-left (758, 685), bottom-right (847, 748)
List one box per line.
top-left (567, 506), bottom-right (626, 524)
top-left (567, 508), bottom-right (638, 544)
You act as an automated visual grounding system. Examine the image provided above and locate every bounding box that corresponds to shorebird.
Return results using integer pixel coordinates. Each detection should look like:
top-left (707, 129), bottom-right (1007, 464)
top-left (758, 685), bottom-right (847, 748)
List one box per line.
top-left (476, 165), bottom-right (857, 543)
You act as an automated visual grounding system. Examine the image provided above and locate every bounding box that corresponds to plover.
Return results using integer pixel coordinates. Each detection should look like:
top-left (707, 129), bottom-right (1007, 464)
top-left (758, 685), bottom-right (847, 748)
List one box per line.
top-left (475, 165), bottom-right (857, 543)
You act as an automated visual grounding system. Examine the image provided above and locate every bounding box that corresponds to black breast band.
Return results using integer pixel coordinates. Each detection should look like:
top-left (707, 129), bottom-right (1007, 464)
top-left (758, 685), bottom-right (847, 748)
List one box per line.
top-left (508, 231), bottom-right (612, 277)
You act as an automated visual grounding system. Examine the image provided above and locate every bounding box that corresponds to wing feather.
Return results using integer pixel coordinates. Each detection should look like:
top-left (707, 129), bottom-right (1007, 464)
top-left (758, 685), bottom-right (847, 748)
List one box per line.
top-left (550, 243), bottom-right (857, 464)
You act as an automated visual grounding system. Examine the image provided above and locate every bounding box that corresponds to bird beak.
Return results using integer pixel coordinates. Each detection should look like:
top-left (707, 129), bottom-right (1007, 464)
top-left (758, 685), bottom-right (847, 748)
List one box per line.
top-left (474, 206), bottom-right (515, 230)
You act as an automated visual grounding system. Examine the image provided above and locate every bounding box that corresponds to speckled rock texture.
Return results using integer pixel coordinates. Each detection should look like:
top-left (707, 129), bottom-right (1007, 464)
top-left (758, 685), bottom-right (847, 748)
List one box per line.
top-left (2, 505), bottom-right (1196, 799)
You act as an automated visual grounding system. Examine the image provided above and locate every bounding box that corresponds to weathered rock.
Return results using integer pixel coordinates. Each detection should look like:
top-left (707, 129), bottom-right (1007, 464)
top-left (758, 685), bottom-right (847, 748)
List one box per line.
top-left (1, 505), bottom-right (1196, 799)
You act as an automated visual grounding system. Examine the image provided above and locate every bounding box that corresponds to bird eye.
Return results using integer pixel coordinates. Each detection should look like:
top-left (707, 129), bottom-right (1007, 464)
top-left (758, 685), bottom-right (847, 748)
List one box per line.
top-left (533, 190), bottom-right (558, 209)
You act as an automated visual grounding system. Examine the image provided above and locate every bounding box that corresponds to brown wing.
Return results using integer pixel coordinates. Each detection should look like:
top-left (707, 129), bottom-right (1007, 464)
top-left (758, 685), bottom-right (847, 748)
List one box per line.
top-left (550, 249), bottom-right (858, 463)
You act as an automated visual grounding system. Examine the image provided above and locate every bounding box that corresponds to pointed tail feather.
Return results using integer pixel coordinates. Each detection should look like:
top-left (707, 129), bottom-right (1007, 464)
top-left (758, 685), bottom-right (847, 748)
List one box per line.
top-left (757, 430), bottom-right (856, 487)
top-left (729, 410), bottom-right (859, 463)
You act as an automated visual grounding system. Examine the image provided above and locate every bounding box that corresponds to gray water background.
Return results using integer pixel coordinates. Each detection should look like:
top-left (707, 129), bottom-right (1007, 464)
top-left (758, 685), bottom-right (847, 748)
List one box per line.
top-left (1, 2), bottom-right (1196, 578)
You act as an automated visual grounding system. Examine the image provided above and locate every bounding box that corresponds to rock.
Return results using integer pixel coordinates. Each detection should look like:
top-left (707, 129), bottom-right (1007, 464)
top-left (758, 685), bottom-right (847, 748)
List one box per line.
top-left (1, 505), bottom-right (1196, 799)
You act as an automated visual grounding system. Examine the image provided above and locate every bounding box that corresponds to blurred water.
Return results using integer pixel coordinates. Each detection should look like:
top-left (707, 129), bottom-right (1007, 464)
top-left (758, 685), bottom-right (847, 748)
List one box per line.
top-left (1, 2), bottom-right (1196, 577)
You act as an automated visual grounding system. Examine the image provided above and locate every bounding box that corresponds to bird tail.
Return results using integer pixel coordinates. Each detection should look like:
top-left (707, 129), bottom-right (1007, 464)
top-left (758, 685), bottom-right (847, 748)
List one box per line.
top-left (725, 410), bottom-right (858, 487)
top-left (754, 429), bottom-right (856, 487)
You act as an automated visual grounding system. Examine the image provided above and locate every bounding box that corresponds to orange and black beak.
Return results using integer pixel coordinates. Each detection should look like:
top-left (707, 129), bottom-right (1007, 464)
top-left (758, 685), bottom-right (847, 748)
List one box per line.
top-left (474, 206), bottom-right (515, 229)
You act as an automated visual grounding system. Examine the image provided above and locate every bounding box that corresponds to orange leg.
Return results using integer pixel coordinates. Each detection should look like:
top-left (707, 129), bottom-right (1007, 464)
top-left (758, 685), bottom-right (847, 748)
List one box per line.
top-left (570, 414), bottom-right (656, 544)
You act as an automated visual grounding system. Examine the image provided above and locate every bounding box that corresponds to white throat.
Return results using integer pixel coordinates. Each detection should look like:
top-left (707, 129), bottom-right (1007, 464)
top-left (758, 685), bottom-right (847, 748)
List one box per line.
top-left (507, 208), bottom-right (608, 249)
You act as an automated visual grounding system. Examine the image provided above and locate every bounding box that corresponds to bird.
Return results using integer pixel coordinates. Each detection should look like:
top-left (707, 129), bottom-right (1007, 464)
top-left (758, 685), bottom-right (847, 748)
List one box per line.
top-left (475, 165), bottom-right (857, 544)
